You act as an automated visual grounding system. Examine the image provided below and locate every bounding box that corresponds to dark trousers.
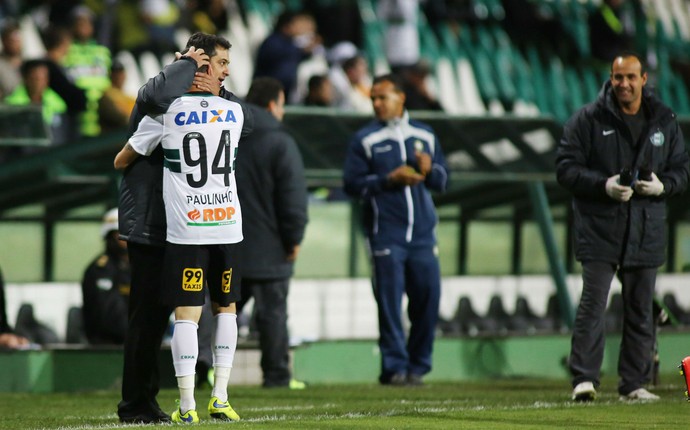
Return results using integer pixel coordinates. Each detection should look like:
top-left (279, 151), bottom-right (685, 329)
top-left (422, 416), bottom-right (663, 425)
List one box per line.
top-left (117, 242), bottom-right (173, 419)
top-left (371, 243), bottom-right (440, 382)
top-left (569, 261), bottom-right (657, 395)
top-left (237, 278), bottom-right (291, 386)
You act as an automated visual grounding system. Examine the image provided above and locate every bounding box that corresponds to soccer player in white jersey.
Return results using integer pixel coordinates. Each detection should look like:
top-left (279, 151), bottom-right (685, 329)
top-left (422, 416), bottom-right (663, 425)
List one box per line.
top-left (114, 33), bottom-right (244, 424)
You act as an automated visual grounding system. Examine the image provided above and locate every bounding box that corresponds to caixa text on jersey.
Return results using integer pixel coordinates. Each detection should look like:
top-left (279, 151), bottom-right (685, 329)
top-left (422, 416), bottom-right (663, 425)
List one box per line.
top-left (174, 109), bottom-right (238, 126)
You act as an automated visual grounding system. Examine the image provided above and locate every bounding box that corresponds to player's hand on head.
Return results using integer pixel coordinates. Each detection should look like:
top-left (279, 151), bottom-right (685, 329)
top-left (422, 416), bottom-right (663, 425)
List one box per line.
top-left (193, 72), bottom-right (221, 96)
top-left (178, 46), bottom-right (210, 68)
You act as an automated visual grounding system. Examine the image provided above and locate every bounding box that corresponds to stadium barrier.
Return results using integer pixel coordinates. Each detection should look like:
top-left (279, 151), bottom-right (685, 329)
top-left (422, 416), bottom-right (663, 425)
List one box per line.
top-left (3, 275), bottom-right (690, 392)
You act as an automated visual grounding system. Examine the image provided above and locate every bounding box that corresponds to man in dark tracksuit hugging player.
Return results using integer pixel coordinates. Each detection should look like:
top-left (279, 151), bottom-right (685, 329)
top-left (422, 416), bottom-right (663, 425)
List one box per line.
top-left (343, 73), bottom-right (449, 386)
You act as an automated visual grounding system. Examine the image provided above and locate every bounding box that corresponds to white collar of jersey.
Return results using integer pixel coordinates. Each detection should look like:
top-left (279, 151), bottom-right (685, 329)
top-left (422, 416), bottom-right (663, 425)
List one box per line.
top-left (385, 110), bottom-right (409, 128)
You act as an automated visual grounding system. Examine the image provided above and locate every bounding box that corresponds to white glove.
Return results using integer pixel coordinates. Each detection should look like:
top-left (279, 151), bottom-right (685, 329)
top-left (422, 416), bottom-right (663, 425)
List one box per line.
top-left (605, 174), bottom-right (634, 202)
top-left (634, 172), bottom-right (665, 196)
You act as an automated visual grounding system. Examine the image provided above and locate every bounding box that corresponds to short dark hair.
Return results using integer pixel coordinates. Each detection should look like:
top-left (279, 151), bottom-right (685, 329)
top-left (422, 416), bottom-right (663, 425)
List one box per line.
top-left (308, 74), bottom-right (328, 92)
top-left (246, 77), bottom-right (284, 108)
top-left (372, 73), bottom-right (405, 93)
top-left (342, 55), bottom-right (364, 72)
top-left (182, 32), bottom-right (231, 58)
top-left (611, 51), bottom-right (647, 75)
top-left (41, 26), bottom-right (71, 52)
top-left (20, 59), bottom-right (48, 77)
top-left (1, 20), bottom-right (19, 41)
top-left (274, 10), bottom-right (309, 32)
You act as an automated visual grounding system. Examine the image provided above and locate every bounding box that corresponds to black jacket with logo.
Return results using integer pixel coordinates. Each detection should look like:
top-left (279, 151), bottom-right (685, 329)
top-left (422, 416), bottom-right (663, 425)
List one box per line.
top-left (235, 106), bottom-right (308, 279)
top-left (556, 81), bottom-right (689, 267)
top-left (118, 57), bottom-right (254, 245)
top-left (81, 252), bottom-right (130, 344)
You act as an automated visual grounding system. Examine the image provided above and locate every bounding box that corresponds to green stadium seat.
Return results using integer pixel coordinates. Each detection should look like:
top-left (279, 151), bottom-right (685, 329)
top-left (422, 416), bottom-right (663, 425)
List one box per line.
top-left (672, 72), bottom-right (690, 115)
top-left (563, 66), bottom-right (585, 116)
top-left (580, 65), bottom-right (602, 103)
top-left (435, 23), bottom-right (488, 114)
top-left (525, 46), bottom-right (550, 115)
top-left (545, 57), bottom-right (569, 122)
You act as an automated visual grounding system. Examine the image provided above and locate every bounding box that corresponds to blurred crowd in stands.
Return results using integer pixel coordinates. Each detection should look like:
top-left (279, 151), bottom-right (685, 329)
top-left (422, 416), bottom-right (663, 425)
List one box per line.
top-left (0, 0), bottom-right (443, 147)
top-left (0, 0), bottom-right (688, 158)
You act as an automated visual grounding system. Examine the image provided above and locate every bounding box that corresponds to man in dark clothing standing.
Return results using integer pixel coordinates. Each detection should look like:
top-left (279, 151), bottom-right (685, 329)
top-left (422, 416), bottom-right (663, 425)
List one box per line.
top-left (557, 52), bottom-right (689, 402)
top-left (116, 34), bottom-right (253, 424)
top-left (236, 77), bottom-right (308, 388)
top-left (253, 11), bottom-right (321, 103)
top-left (81, 208), bottom-right (130, 345)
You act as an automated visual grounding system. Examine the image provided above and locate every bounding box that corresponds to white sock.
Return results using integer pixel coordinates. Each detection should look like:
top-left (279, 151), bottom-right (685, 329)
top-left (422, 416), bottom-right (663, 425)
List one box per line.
top-left (171, 320), bottom-right (199, 412)
top-left (212, 313), bottom-right (238, 402)
top-left (212, 367), bottom-right (232, 402)
top-left (177, 374), bottom-right (196, 414)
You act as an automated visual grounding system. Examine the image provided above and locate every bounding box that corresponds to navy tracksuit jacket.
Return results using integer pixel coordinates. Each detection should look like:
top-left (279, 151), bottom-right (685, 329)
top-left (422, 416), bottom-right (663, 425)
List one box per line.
top-left (343, 112), bottom-right (449, 380)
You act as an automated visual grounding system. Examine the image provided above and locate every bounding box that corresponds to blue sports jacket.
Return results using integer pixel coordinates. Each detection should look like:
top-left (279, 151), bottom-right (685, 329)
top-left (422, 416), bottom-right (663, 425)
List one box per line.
top-left (343, 112), bottom-right (449, 247)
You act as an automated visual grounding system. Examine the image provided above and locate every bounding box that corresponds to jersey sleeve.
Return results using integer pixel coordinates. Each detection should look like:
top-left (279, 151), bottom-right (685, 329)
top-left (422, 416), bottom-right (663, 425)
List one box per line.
top-left (128, 115), bottom-right (163, 156)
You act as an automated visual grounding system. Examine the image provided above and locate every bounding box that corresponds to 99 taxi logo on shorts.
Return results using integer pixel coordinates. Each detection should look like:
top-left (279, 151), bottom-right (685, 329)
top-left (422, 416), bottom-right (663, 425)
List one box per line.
top-left (222, 269), bottom-right (232, 293)
top-left (182, 268), bottom-right (204, 291)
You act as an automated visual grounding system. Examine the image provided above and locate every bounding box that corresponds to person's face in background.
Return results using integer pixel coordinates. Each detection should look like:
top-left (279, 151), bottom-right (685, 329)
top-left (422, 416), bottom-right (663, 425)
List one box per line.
top-left (316, 78), bottom-right (333, 104)
top-left (1, 28), bottom-right (22, 56)
top-left (345, 57), bottom-right (369, 85)
top-left (25, 64), bottom-right (49, 99)
top-left (110, 68), bottom-right (126, 89)
top-left (208, 45), bottom-right (230, 85)
top-left (371, 79), bottom-right (405, 122)
top-left (610, 55), bottom-right (647, 113)
top-left (285, 14), bottom-right (315, 38)
top-left (287, 14), bottom-right (316, 48)
top-left (47, 30), bottom-right (73, 62)
top-left (72, 15), bottom-right (94, 42)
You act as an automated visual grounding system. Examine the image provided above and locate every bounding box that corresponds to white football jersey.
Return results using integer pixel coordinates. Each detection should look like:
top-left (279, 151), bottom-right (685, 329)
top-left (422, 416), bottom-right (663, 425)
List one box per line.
top-left (129, 93), bottom-right (245, 245)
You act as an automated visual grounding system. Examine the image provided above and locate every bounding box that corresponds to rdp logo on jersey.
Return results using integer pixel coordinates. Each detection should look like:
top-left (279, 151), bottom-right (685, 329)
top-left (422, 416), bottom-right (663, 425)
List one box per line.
top-left (187, 206), bottom-right (237, 226)
top-left (174, 109), bottom-right (237, 126)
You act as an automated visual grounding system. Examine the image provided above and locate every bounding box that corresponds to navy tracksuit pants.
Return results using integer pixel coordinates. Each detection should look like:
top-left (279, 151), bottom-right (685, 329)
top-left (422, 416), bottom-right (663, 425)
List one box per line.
top-left (371, 243), bottom-right (441, 382)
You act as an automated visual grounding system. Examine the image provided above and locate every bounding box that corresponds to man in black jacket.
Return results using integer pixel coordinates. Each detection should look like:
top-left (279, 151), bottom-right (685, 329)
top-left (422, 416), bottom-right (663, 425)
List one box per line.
top-left (556, 52), bottom-right (689, 402)
top-left (116, 34), bottom-right (254, 424)
top-left (236, 77), bottom-right (308, 388)
top-left (81, 208), bottom-right (129, 345)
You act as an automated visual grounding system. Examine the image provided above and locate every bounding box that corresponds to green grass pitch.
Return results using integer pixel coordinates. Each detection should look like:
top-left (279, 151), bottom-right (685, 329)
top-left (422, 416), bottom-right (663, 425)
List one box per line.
top-left (3, 376), bottom-right (690, 429)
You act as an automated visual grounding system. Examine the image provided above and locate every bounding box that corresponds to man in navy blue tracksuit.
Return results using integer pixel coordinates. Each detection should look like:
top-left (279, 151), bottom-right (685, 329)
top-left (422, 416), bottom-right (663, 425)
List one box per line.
top-left (343, 74), bottom-right (449, 385)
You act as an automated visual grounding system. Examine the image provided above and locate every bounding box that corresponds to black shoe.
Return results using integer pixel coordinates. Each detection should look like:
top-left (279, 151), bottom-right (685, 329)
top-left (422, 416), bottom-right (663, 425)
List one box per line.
top-left (407, 374), bottom-right (424, 386)
top-left (119, 410), bottom-right (171, 424)
top-left (380, 372), bottom-right (407, 386)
